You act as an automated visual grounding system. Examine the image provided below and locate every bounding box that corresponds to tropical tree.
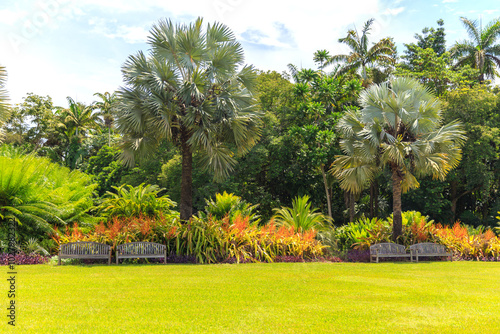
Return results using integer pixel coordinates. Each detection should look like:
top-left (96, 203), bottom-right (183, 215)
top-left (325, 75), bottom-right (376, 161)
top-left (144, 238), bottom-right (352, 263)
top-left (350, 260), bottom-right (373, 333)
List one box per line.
top-left (115, 17), bottom-right (262, 220)
top-left (0, 65), bottom-right (11, 142)
top-left (331, 77), bottom-right (466, 241)
top-left (327, 18), bottom-right (396, 81)
top-left (93, 92), bottom-right (117, 145)
top-left (58, 96), bottom-right (101, 138)
top-left (450, 17), bottom-right (500, 82)
top-left (313, 49), bottom-right (331, 70)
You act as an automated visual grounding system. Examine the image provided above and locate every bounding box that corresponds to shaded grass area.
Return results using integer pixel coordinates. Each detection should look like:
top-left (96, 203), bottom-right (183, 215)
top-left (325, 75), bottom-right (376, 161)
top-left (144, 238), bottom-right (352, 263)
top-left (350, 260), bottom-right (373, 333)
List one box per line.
top-left (13, 262), bottom-right (500, 333)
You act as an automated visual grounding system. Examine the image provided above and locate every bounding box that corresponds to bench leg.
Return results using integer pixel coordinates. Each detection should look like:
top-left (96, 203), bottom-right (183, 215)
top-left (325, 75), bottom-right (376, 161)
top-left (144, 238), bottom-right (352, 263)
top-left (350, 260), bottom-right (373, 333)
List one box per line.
top-left (116, 256), bottom-right (119, 265)
top-left (58, 254), bottom-right (61, 266)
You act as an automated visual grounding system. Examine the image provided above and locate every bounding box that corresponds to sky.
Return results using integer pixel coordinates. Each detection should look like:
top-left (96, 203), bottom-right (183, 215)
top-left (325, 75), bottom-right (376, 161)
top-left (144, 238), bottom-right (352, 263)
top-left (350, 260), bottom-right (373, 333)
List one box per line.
top-left (0, 0), bottom-right (499, 107)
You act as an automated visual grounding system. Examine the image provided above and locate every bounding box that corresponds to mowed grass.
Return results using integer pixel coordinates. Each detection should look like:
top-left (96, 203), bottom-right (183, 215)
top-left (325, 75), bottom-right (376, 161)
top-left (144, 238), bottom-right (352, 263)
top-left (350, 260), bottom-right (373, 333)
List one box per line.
top-left (12, 262), bottom-right (500, 333)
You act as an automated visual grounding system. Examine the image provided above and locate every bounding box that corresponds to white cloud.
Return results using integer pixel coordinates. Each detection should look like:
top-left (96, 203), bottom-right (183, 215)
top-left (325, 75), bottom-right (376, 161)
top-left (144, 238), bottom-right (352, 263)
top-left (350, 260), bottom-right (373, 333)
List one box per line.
top-left (89, 18), bottom-right (149, 44)
top-left (0, 9), bottom-right (29, 26)
top-left (442, 0), bottom-right (457, 3)
top-left (3, 0), bottom-right (431, 107)
top-left (384, 7), bottom-right (406, 16)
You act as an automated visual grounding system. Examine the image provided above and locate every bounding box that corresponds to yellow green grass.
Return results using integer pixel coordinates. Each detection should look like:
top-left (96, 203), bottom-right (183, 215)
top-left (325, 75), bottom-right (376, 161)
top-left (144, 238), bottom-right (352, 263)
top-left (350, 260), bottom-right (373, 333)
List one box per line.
top-left (11, 262), bottom-right (500, 333)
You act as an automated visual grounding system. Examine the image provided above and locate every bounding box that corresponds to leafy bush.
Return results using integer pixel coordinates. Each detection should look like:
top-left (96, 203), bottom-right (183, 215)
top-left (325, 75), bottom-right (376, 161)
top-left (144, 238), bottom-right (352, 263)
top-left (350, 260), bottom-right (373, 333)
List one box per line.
top-left (333, 217), bottom-right (385, 251)
top-left (330, 211), bottom-right (500, 261)
top-left (97, 183), bottom-right (178, 219)
top-left (54, 214), bottom-right (179, 248)
top-left (272, 195), bottom-right (331, 232)
top-left (202, 191), bottom-right (260, 223)
top-left (54, 214), bottom-right (330, 264)
top-left (0, 148), bottom-right (96, 242)
top-left (433, 223), bottom-right (500, 260)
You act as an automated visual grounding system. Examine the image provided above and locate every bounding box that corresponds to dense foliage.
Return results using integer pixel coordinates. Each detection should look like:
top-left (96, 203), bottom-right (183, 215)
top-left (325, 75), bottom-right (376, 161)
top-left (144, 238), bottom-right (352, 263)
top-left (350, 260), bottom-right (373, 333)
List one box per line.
top-left (53, 215), bottom-right (328, 264)
top-left (3, 16), bottom-right (500, 264)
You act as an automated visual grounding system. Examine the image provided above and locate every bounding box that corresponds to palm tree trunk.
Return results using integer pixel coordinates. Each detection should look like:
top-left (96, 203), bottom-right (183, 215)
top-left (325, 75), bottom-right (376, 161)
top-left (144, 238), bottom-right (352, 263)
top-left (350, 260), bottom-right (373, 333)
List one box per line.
top-left (391, 167), bottom-right (403, 241)
top-left (321, 165), bottom-right (332, 218)
top-left (349, 191), bottom-right (355, 222)
top-left (180, 127), bottom-right (193, 221)
top-left (369, 182), bottom-right (374, 219)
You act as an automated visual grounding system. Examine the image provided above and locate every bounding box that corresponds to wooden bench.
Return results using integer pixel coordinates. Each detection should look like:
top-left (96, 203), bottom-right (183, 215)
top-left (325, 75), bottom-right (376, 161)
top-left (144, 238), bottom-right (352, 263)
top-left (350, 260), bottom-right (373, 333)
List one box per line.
top-left (58, 242), bottom-right (112, 265)
top-left (116, 242), bottom-right (167, 264)
top-left (370, 243), bottom-right (410, 263)
top-left (410, 242), bottom-right (452, 262)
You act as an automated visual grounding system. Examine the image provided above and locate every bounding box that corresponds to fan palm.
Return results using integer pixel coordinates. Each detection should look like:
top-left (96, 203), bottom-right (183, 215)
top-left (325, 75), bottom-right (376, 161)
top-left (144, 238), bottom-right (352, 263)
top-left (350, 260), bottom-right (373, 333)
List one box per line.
top-left (327, 19), bottom-right (395, 80)
top-left (0, 65), bottom-right (11, 142)
top-left (450, 17), bottom-right (500, 83)
top-left (115, 17), bottom-right (262, 220)
top-left (331, 77), bottom-right (466, 240)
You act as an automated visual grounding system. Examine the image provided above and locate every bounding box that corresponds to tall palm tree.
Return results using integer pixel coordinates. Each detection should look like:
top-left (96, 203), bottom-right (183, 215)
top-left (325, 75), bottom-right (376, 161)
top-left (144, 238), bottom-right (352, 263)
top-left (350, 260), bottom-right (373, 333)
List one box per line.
top-left (0, 65), bottom-right (11, 142)
top-left (450, 17), bottom-right (500, 83)
top-left (59, 96), bottom-right (102, 138)
top-left (313, 49), bottom-right (331, 70)
top-left (115, 17), bottom-right (262, 220)
top-left (93, 92), bottom-right (117, 145)
top-left (331, 77), bottom-right (466, 240)
top-left (327, 19), bottom-right (395, 80)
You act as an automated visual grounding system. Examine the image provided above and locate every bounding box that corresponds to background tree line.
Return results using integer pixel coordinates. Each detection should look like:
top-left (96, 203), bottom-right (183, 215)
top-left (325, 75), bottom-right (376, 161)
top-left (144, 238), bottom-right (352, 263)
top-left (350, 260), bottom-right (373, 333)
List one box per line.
top-left (2, 16), bottom-right (500, 232)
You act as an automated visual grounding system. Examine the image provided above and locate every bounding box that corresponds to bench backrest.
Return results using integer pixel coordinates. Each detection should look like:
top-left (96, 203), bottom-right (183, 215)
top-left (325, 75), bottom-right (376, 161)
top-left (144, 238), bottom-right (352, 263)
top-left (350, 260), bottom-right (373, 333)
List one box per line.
top-left (60, 242), bottom-right (110, 255)
top-left (410, 242), bottom-right (446, 253)
top-left (370, 243), bottom-right (406, 255)
top-left (116, 242), bottom-right (166, 255)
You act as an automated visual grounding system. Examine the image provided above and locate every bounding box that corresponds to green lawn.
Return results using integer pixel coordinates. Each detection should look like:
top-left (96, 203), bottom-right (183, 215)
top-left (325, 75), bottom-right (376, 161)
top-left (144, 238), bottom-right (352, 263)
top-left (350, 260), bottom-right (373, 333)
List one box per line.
top-left (11, 262), bottom-right (500, 333)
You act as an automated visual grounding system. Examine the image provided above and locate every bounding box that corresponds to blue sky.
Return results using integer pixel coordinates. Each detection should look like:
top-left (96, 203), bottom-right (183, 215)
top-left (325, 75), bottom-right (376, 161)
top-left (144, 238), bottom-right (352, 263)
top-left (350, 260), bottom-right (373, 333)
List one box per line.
top-left (0, 0), bottom-right (498, 107)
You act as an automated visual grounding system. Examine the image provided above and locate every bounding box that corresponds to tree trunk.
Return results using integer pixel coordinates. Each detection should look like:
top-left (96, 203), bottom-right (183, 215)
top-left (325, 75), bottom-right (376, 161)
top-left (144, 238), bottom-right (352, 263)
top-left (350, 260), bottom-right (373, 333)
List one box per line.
top-left (369, 182), bottom-right (374, 219)
top-left (320, 165), bottom-right (332, 219)
top-left (391, 168), bottom-right (403, 242)
top-left (180, 128), bottom-right (193, 221)
top-left (349, 191), bottom-right (355, 223)
top-left (450, 180), bottom-right (457, 223)
top-left (374, 179), bottom-right (379, 218)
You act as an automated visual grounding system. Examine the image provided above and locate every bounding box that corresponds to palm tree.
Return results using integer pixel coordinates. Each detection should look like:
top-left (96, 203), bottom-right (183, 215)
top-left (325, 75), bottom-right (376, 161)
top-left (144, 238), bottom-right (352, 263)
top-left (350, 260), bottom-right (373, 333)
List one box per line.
top-left (59, 96), bottom-right (102, 138)
top-left (327, 19), bottom-right (395, 80)
top-left (313, 49), bottom-right (331, 70)
top-left (450, 17), bottom-right (500, 83)
top-left (115, 17), bottom-right (262, 220)
top-left (93, 92), bottom-right (117, 145)
top-left (0, 65), bottom-right (11, 142)
top-left (331, 77), bottom-right (466, 240)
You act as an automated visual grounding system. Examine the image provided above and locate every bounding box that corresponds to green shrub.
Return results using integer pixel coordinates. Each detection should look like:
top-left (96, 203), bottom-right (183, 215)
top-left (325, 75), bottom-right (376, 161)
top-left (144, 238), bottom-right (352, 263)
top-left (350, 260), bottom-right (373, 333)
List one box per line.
top-left (202, 191), bottom-right (260, 224)
top-left (0, 148), bottom-right (96, 242)
top-left (272, 195), bottom-right (331, 232)
top-left (97, 183), bottom-right (178, 219)
top-left (54, 214), bottom-right (326, 263)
